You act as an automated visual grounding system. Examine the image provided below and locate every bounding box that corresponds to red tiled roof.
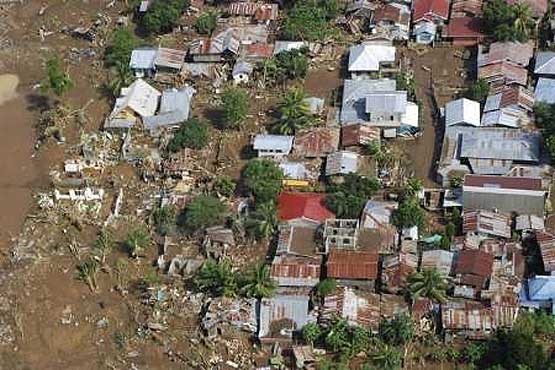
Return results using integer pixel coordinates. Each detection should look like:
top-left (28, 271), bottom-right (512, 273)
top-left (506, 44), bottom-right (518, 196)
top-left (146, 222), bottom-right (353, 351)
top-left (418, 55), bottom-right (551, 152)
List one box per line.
top-left (412, 0), bottom-right (450, 22)
top-left (455, 249), bottom-right (494, 279)
top-left (327, 250), bottom-right (378, 280)
top-left (277, 192), bottom-right (335, 222)
top-left (446, 16), bottom-right (484, 38)
top-left (464, 174), bottom-right (542, 191)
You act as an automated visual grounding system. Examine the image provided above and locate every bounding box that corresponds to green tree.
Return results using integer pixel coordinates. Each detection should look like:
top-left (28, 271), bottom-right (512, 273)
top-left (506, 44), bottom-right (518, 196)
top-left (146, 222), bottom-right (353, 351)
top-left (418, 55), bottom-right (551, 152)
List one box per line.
top-left (302, 322), bottom-right (322, 347)
top-left (316, 278), bottom-right (337, 297)
top-left (239, 263), bottom-right (277, 299)
top-left (483, 0), bottom-right (533, 42)
top-left (141, 0), bottom-right (190, 35)
top-left (479, 329), bottom-right (548, 369)
top-left (325, 319), bottom-right (351, 354)
top-left (363, 140), bottom-right (381, 156)
top-left (403, 177), bottom-right (423, 199)
top-left (274, 48), bottom-right (310, 81)
top-left (152, 205), bottom-right (176, 236)
top-left (245, 201), bottom-right (278, 240)
top-left (367, 343), bottom-right (402, 370)
top-left (194, 10), bottom-right (217, 35)
top-left (221, 87), bottom-right (249, 129)
top-left (512, 2), bottom-right (533, 39)
top-left (179, 195), bottom-right (227, 232)
top-left (407, 268), bottom-right (448, 303)
top-left (379, 314), bottom-right (414, 346)
top-left (167, 118), bottom-right (210, 152)
top-left (273, 88), bottom-right (312, 135)
top-left (242, 159), bottom-right (283, 204)
top-left (465, 79), bottom-right (490, 103)
top-left (107, 61), bottom-right (134, 97)
top-left (43, 57), bottom-right (73, 96)
top-left (76, 258), bottom-right (100, 292)
top-left (213, 176), bottom-right (236, 198)
top-left (327, 174), bottom-right (381, 218)
top-left (195, 259), bottom-right (238, 297)
top-left (391, 197), bottom-right (425, 229)
top-left (126, 227), bottom-right (151, 258)
top-left (282, 1), bottom-right (336, 41)
top-left (105, 27), bottom-right (138, 67)
top-left (93, 228), bottom-right (114, 264)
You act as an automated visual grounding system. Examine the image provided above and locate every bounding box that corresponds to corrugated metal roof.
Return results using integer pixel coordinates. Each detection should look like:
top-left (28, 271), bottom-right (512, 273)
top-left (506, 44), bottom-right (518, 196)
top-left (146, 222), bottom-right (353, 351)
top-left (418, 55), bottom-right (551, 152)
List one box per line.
top-left (325, 151), bottom-right (359, 176)
top-left (348, 43), bottom-right (396, 72)
top-left (253, 134), bottom-right (294, 152)
top-left (143, 87), bottom-right (195, 131)
top-left (258, 294), bottom-right (314, 340)
top-left (154, 47), bottom-right (186, 70)
top-left (295, 127), bottom-right (340, 158)
top-left (341, 79), bottom-right (397, 124)
top-left (129, 48), bottom-right (157, 70)
top-left (463, 210), bottom-right (511, 239)
top-left (464, 174), bottom-right (542, 190)
top-left (445, 98), bottom-right (481, 127)
top-left (270, 255), bottom-right (321, 287)
top-left (341, 124), bottom-right (380, 147)
top-left (412, 0), bottom-right (450, 22)
top-left (537, 231), bottom-right (555, 272)
top-left (327, 249), bottom-right (378, 280)
top-left (421, 249), bottom-right (454, 276)
top-left (535, 77), bottom-right (555, 104)
top-left (365, 91), bottom-right (407, 114)
top-left (478, 41), bottom-right (534, 67)
top-left (535, 52), bottom-right (555, 75)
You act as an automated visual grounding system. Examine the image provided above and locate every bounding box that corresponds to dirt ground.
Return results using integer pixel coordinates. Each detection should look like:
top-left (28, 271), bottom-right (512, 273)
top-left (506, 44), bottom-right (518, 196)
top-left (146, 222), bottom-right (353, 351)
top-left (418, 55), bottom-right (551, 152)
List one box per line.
top-left (396, 46), bottom-right (470, 188)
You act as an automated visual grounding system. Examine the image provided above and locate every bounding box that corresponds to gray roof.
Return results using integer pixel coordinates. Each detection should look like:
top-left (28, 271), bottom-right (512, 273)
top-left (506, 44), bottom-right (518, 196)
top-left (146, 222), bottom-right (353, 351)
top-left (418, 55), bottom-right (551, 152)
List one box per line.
top-left (445, 98), bottom-right (481, 127)
top-left (534, 51), bottom-right (555, 75)
top-left (463, 189), bottom-right (545, 215)
top-left (483, 93), bottom-right (502, 112)
top-left (348, 43), bottom-right (396, 72)
top-left (325, 151), bottom-right (359, 176)
top-left (129, 48), bottom-right (157, 70)
top-left (253, 134), bottom-right (294, 152)
top-left (365, 91), bottom-right (407, 113)
top-left (232, 59), bottom-right (254, 77)
top-left (279, 161), bottom-right (308, 180)
top-left (340, 79), bottom-right (397, 124)
top-left (481, 109), bottom-right (521, 128)
top-left (258, 294), bottom-right (313, 339)
top-left (535, 78), bottom-right (555, 104)
top-left (460, 129), bottom-right (541, 162)
top-left (143, 87), bottom-right (195, 131)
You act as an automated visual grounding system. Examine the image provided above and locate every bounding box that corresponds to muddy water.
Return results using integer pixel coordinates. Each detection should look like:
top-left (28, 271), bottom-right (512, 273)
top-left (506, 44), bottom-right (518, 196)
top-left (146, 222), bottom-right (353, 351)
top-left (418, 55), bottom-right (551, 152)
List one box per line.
top-left (0, 74), bottom-right (41, 249)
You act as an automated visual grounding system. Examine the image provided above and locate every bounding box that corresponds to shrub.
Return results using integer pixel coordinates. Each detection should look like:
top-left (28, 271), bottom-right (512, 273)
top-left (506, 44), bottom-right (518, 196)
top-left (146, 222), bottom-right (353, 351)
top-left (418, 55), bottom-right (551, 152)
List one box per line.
top-left (194, 11), bottom-right (217, 35)
top-left (242, 159), bottom-right (283, 204)
top-left (167, 118), bottom-right (210, 152)
top-left (141, 0), bottom-right (190, 35)
top-left (105, 27), bottom-right (138, 67)
top-left (179, 195), bottom-right (227, 232)
top-left (221, 87), bottom-right (249, 129)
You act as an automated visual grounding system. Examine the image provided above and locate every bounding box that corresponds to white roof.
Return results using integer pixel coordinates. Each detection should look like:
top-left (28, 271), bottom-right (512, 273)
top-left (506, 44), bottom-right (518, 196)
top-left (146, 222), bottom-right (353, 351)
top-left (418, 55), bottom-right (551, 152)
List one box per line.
top-left (445, 98), bottom-right (481, 127)
top-left (348, 43), bottom-right (396, 72)
top-left (365, 91), bottom-right (407, 113)
top-left (129, 48), bottom-right (157, 70)
top-left (253, 134), bottom-right (294, 152)
top-left (534, 51), bottom-right (555, 75)
top-left (401, 101), bottom-right (419, 127)
top-left (118, 78), bottom-right (161, 117)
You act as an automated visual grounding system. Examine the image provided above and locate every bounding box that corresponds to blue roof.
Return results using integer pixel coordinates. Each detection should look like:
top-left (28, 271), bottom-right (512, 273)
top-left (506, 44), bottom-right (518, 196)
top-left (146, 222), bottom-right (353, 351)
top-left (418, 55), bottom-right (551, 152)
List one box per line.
top-left (535, 78), bottom-right (555, 104)
top-left (528, 276), bottom-right (555, 300)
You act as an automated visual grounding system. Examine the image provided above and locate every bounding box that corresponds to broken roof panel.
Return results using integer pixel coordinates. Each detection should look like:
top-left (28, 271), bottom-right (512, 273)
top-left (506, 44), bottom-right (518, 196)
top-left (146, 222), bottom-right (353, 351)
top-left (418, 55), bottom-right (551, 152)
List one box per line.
top-left (294, 127), bottom-right (340, 158)
top-left (341, 124), bottom-right (380, 147)
top-left (325, 151), bottom-right (359, 176)
top-left (271, 255), bottom-right (321, 287)
top-left (537, 231), bottom-right (555, 273)
top-left (421, 249), bottom-right (454, 276)
top-left (463, 210), bottom-right (511, 239)
top-left (322, 287), bottom-right (381, 329)
top-left (348, 42), bottom-right (396, 72)
top-left (258, 294), bottom-right (314, 340)
top-left (143, 87), bottom-right (195, 131)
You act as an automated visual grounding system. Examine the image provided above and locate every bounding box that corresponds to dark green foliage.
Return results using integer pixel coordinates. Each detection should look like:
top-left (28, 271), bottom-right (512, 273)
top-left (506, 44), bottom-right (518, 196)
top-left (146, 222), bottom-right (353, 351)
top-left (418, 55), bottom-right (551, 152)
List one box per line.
top-left (239, 263), bottom-right (277, 298)
top-left (465, 79), bottom-right (490, 103)
top-left (194, 11), bottom-right (217, 35)
top-left (379, 314), bottom-right (414, 346)
top-left (363, 140), bottom-right (381, 156)
top-left (316, 278), bottom-right (337, 297)
top-left (391, 197), bottom-right (425, 228)
top-left (396, 72), bottom-right (416, 100)
top-left (152, 205), bottom-right (176, 235)
top-left (213, 176), bottom-right (236, 198)
top-left (326, 174), bottom-right (381, 218)
top-left (479, 329), bottom-right (548, 369)
top-left (167, 118), bottom-right (210, 152)
top-left (513, 310), bottom-right (555, 338)
top-left (258, 48), bottom-right (310, 86)
top-left (282, 0), bottom-right (339, 41)
top-left (461, 342), bottom-right (486, 365)
top-left (179, 195), bottom-right (227, 232)
top-left (141, 0), bottom-right (190, 35)
top-left (302, 322), bottom-right (323, 346)
top-left (107, 61), bottom-right (134, 97)
top-left (244, 201), bottom-right (278, 240)
top-left (273, 88), bottom-right (312, 135)
top-left (125, 227), bottom-right (151, 258)
top-left (195, 259), bottom-right (238, 297)
top-left (242, 159), bottom-right (283, 204)
top-left (366, 343), bottom-right (402, 370)
top-left (324, 319), bottom-right (371, 357)
top-left (407, 268), bottom-right (448, 303)
top-left (221, 87), bottom-right (249, 129)
top-left (43, 57), bottom-right (73, 96)
top-left (105, 27), bottom-right (138, 67)
top-left (535, 103), bottom-right (555, 163)
top-left (483, 0), bottom-right (534, 42)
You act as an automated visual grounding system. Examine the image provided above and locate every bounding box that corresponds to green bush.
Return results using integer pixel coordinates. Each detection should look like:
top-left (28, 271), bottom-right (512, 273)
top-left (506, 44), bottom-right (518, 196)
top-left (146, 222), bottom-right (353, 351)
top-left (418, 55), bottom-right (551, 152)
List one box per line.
top-left (221, 87), bottom-right (249, 129)
top-left (105, 27), bottom-right (138, 67)
top-left (242, 159), bottom-right (283, 204)
top-left (326, 174), bottom-right (381, 218)
top-left (141, 0), bottom-right (190, 35)
top-left (167, 118), bottom-right (210, 152)
top-left (282, 0), bottom-right (339, 41)
top-left (179, 195), bottom-right (227, 232)
top-left (194, 11), bottom-right (217, 35)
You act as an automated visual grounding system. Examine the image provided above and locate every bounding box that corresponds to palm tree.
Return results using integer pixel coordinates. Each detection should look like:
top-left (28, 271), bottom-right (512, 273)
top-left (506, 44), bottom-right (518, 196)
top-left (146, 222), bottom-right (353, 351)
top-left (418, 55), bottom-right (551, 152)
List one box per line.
top-left (274, 88), bottom-right (311, 135)
top-left (77, 258), bottom-right (100, 292)
top-left (195, 259), bottom-right (238, 298)
top-left (245, 202), bottom-right (278, 240)
top-left (108, 61), bottom-right (134, 97)
top-left (512, 2), bottom-right (533, 38)
top-left (240, 263), bottom-right (277, 299)
top-left (126, 227), bottom-right (151, 258)
top-left (407, 268), bottom-right (448, 303)
top-left (94, 228), bottom-right (114, 264)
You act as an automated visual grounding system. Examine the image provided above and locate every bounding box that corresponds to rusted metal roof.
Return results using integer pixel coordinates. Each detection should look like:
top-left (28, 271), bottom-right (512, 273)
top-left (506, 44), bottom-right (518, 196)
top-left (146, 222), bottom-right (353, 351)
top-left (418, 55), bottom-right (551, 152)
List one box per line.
top-left (454, 249), bottom-right (494, 288)
top-left (295, 127), bottom-right (340, 158)
top-left (270, 255), bottom-right (321, 287)
top-left (382, 252), bottom-right (418, 293)
top-left (327, 250), bottom-right (378, 280)
top-left (341, 124), bottom-right (380, 148)
top-left (463, 210), bottom-right (511, 239)
top-left (537, 231), bottom-right (555, 272)
top-left (450, 0), bottom-right (483, 16)
top-left (464, 174), bottom-right (542, 190)
top-left (154, 47), bottom-right (186, 70)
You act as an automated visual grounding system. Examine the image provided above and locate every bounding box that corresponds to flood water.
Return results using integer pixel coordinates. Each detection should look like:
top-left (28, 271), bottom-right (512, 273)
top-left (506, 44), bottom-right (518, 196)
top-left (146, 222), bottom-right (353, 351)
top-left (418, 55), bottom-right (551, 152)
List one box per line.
top-left (0, 74), bottom-right (40, 249)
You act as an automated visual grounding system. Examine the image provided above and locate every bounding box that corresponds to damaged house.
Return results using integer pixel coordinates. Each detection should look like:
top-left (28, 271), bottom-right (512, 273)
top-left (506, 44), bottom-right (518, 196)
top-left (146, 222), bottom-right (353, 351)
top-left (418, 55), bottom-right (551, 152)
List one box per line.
top-left (201, 297), bottom-right (257, 338)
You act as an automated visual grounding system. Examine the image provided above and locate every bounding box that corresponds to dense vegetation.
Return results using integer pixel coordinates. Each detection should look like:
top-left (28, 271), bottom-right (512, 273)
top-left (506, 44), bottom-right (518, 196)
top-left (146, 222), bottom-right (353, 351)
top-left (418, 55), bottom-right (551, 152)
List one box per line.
top-left (326, 174), bottom-right (381, 218)
top-left (43, 57), bottom-right (73, 96)
top-left (140, 0), bottom-right (190, 34)
top-left (167, 118), bottom-right (210, 152)
top-left (242, 159), bottom-right (284, 204)
top-left (282, 0), bottom-right (340, 41)
top-left (535, 103), bottom-right (555, 162)
top-left (483, 0), bottom-right (534, 42)
top-left (178, 195), bottom-right (227, 232)
top-left (220, 87), bottom-right (249, 129)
